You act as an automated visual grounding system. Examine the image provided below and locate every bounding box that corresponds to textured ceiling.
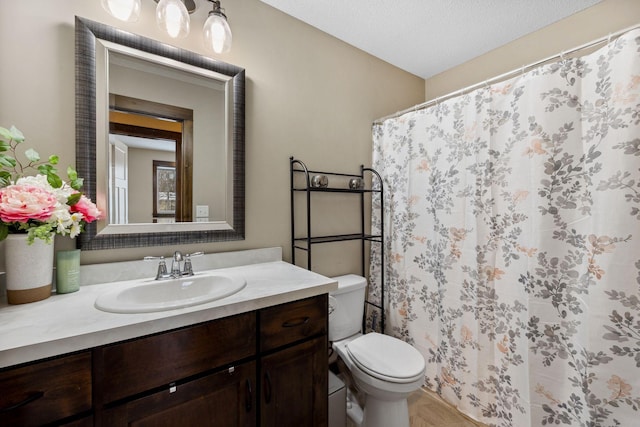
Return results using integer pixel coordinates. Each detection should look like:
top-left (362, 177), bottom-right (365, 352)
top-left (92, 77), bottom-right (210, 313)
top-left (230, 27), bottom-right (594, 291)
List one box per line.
top-left (260, 0), bottom-right (602, 79)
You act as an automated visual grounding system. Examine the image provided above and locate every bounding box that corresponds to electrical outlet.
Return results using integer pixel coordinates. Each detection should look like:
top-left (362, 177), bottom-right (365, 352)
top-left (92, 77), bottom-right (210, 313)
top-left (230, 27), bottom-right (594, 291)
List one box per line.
top-left (196, 205), bottom-right (209, 217)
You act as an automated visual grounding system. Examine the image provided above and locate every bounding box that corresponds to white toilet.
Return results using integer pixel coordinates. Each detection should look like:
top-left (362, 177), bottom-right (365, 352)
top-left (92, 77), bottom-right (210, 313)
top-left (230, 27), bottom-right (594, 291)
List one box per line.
top-left (329, 274), bottom-right (426, 427)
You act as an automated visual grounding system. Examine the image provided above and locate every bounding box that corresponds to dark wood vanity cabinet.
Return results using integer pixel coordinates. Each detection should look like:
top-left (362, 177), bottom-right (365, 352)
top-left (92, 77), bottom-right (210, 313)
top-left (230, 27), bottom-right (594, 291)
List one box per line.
top-left (0, 352), bottom-right (92, 427)
top-left (259, 295), bottom-right (329, 427)
top-left (1, 294), bottom-right (328, 427)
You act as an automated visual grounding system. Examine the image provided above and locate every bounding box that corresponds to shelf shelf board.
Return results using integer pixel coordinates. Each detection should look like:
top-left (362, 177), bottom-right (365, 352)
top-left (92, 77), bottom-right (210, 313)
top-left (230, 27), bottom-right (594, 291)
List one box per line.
top-left (293, 233), bottom-right (382, 245)
top-left (292, 187), bottom-right (380, 194)
top-left (292, 169), bottom-right (362, 178)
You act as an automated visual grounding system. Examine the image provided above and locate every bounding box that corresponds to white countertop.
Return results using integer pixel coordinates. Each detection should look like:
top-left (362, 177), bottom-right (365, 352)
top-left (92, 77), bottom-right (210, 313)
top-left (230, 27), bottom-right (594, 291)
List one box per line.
top-left (0, 249), bottom-right (337, 369)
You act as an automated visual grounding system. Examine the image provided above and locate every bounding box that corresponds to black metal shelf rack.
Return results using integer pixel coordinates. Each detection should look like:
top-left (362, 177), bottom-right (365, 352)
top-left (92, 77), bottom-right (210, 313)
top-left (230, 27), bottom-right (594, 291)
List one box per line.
top-left (290, 157), bottom-right (385, 333)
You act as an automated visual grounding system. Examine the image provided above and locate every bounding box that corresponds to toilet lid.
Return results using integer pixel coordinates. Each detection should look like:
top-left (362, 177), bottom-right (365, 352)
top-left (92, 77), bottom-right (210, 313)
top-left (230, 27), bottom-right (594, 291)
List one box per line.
top-left (346, 333), bottom-right (425, 383)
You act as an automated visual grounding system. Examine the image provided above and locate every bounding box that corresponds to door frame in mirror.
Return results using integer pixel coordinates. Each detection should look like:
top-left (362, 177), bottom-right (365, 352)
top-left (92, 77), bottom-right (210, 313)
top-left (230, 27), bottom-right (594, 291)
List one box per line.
top-left (75, 17), bottom-right (244, 250)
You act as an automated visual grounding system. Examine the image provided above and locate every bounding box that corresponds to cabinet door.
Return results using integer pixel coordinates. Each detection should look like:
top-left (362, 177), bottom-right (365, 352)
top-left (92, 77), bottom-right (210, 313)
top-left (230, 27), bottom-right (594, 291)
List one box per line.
top-left (260, 336), bottom-right (328, 427)
top-left (0, 352), bottom-right (92, 427)
top-left (102, 361), bottom-right (257, 427)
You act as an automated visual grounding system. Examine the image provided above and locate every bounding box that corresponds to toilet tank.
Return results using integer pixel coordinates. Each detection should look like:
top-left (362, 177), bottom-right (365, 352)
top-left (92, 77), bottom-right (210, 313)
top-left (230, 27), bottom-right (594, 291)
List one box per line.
top-left (329, 274), bottom-right (367, 342)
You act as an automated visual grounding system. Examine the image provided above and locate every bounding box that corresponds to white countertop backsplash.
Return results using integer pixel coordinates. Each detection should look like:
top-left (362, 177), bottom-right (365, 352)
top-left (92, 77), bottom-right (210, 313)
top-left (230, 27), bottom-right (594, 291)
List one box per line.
top-left (0, 247), bottom-right (337, 369)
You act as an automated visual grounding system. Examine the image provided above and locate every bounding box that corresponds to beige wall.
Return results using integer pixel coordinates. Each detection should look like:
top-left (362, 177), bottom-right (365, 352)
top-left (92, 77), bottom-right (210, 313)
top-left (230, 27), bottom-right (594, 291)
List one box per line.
top-left (6, 1), bottom-right (632, 276)
top-left (0, 1), bottom-right (424, 277)
top-left (426, 0), bottom-right (640, 100)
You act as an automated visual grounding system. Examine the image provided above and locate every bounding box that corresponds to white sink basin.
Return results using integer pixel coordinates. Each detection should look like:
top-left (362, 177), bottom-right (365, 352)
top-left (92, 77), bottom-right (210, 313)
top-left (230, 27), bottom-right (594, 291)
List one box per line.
top-left (94, 274), bottom-right (246, 313)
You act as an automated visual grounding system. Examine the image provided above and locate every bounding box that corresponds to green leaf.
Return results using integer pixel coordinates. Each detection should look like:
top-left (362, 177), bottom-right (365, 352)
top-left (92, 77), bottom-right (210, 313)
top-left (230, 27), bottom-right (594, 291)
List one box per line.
top-left (37, 164), bottom-right (55, 175)
top-left (0, 126), bottom-right (12, 140)
top-left (8, 126), bottom-right (25, 142)
top-left (24, 148), bottom-right (40, 162)
top-left (46, 173), bottom-right (63, 189)
top-left (0, 141), bottom-right (10, 152)
top-left (48, 155), bottom-right (59, 165)
top-left (70, 176), bottom-right (84, 191)
top-left (0, 223), bottom-right (8, 241)
top-left (0, 171), bottom-right (12, 187)
top-left (67, 166), bottom-right (78, 181)
top-left (67, 192), bottom-right (82, 206)
top-left (0, 154), bottom-right (16, 168)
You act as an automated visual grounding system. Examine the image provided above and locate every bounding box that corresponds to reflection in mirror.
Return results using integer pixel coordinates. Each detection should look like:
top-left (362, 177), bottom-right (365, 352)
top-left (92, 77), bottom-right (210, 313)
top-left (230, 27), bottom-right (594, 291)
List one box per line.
top-left (75, 17), bottom-right (245, 250)
top-left (108, 96), bottom-right (193, 224)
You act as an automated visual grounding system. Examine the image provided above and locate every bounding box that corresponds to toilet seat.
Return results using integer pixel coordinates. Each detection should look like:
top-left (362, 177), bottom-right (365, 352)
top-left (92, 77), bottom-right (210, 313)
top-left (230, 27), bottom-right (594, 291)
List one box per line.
top-left (345, 332), bottom-right (425, 384)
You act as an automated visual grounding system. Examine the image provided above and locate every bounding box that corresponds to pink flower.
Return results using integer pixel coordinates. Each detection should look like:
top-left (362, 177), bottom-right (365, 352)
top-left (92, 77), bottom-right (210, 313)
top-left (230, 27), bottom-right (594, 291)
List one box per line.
top-left (70, 195), bottom-right (101, 223)
top-left (0, 184), bottom-right (57, 223)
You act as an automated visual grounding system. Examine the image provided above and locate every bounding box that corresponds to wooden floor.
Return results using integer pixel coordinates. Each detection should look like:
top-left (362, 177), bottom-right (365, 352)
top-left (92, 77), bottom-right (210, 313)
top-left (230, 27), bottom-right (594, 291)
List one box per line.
top-left (334, 357), bottom-right (486, 427)
top-left (408, 387), bottom-right (487, 427)
top-left (343, 386), bottom-right (487, 427)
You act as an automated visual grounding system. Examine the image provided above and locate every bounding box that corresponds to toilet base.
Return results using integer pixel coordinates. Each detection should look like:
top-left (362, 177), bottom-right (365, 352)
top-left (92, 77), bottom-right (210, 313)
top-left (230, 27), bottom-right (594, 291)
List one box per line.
top-left (361, 395), bottom-right (410, 427)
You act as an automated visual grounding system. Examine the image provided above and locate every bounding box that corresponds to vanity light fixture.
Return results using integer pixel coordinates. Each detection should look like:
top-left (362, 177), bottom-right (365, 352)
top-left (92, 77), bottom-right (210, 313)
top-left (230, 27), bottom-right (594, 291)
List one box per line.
top-left (101, 0), bottom-right (141, 22)
top-left (101, 0), bottom-right (232, 53)
top-left (203, 0), bottom-right (232, 54)
top-left (155, 0), bottom-right (192, 38)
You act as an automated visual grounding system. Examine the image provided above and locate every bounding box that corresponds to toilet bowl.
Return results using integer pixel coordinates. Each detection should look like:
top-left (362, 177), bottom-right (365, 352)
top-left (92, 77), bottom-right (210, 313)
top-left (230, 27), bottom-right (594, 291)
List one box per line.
top-left (329, 275), bottom-right (426, 427)
top-left (333, 332), bottom-right (425, 427)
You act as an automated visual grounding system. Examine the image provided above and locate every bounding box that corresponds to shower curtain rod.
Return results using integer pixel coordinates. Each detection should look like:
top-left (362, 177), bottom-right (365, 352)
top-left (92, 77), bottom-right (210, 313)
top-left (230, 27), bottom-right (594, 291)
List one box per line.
top-left (373, 22), bottom-right (640, 125)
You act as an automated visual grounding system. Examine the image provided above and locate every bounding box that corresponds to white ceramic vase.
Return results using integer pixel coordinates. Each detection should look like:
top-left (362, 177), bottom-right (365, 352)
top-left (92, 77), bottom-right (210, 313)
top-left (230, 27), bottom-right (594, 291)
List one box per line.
top-left (5, 234), bottom-right (54, 304)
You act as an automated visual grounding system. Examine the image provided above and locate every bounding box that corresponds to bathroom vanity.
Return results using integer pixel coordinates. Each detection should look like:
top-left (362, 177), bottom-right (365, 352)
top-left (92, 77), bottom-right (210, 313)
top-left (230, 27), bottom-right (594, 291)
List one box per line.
top-left (0, 249), bottom-right (336, 427)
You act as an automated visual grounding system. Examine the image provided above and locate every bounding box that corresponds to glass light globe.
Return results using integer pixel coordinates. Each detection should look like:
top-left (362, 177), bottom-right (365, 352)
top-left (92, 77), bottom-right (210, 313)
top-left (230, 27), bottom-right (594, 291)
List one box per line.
top-left (203, 13), bottom-right (232, 54)
top-left (101, 0), bottom-right (141, 22)
top-left (156, 0), bottom-right (190, 39)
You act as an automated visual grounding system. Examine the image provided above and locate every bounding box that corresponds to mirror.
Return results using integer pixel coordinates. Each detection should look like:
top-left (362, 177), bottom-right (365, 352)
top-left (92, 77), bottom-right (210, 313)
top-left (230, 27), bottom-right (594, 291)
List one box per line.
top-left (75, 17), bottom-right (245, 250)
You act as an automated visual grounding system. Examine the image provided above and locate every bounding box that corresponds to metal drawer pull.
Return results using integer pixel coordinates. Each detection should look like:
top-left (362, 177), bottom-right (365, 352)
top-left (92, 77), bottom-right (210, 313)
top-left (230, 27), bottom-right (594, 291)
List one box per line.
top-left (282, 316), bottom-right (310, 328)
top-left (0, 391), bottom-right (45, 412)
top-left (245, 379), bottom-right (252, 412)
top-left (264, 371), bottom-right (272, 404)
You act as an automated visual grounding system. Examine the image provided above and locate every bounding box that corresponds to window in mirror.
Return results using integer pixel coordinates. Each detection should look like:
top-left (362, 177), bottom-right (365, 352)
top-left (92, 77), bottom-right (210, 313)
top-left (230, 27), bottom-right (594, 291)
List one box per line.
top-left (153, 160), bottom-right (177, 222)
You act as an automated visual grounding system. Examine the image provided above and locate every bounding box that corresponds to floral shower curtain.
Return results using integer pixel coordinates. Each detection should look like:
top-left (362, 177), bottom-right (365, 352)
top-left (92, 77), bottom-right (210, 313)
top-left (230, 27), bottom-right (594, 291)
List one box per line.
top-left (369, 29), bottom-right (640, 427)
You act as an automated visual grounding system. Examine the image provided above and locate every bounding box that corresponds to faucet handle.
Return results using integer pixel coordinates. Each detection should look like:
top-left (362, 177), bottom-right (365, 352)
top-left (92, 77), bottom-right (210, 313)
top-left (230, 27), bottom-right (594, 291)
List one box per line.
top-left (144, 256), bottom-right (168, 280)
top-left (183, 258), bottom-right (194, 276)
top-left (182, 252), bottom-right (203, 276)
top-left (157, 260), bottom-right (169, 278)
top-left (186, 251), bottom-right (204, 258)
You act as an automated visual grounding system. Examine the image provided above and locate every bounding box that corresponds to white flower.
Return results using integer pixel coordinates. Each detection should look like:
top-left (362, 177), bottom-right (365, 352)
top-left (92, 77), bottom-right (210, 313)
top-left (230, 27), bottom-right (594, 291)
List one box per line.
top-left (17, 175), bottom-right (74, 205)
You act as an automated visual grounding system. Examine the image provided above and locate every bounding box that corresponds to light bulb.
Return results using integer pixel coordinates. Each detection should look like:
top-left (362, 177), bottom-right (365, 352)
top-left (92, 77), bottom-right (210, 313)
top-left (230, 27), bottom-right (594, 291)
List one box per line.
top-left (203, 13), bottom-right (232, 54)
top-left (156, 0), bottom-right (190, 39)
top-left (101, 0), bottom-right (141, 22)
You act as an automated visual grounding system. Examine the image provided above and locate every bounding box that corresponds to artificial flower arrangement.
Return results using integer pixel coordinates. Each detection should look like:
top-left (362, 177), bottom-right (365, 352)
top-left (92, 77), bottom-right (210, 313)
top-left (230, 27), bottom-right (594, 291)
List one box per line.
top-left (0, 125), bottom-right (101, 244)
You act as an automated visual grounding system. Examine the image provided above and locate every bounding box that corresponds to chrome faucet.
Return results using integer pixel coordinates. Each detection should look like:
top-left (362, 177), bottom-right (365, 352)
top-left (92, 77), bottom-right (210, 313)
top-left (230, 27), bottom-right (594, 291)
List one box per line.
top-left (144, 251), bottom-right (204, 280)
top-left (171, 251), bottom-right (184, 277)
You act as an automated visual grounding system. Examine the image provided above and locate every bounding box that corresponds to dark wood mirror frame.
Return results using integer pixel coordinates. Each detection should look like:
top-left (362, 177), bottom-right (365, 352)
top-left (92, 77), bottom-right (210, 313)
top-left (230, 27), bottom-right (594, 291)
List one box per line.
top-left (75, 16), bottom-right (245, 250)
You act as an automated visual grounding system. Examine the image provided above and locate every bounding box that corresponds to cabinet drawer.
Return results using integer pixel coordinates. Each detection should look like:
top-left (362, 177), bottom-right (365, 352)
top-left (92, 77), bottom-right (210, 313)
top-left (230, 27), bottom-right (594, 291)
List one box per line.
top-left (102, 361), bottom-right (257, 427)
top-left (260, 294), bottom-right (327, 352)
top-left (97, 311), bottom-right (256, 404)
top-left (0, 352), bottom-right (92, 427)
